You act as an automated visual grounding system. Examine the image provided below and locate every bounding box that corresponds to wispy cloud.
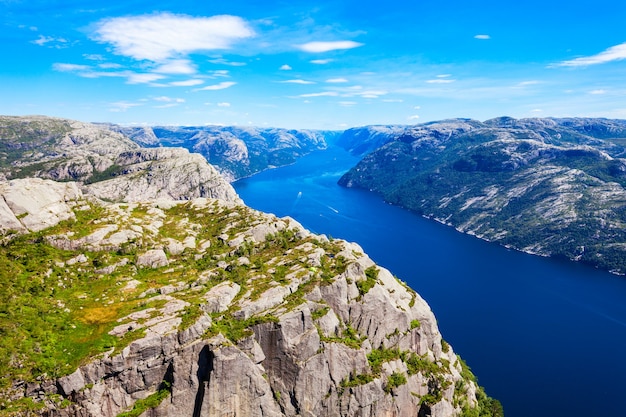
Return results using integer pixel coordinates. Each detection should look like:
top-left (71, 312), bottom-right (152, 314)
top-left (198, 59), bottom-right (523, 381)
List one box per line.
top-left (92, 13), bottom-right (254, 61)
top-left (556, 42), bottom-right (626, 67)
top-left (589, 89), bottom-right (607, 95)
top-left (326, 78), bottom-right (348, 83)
top-left (126, 73), bottom-right (166, 84)
top-left (109, 101), bottom-right (143, 112)
top-left (32, 35), bottom-right (69, 48)
top-left (53, 63), bottom-right (91, 72)
top-left (195, 81), bottom-right (237, 91)
top-left (217, 102), bottom-right (231, 107)
top-left (296, 41), bottom-right (363, 53)
top-left (280, 79), bottom-right (315, 84)
top-left (299, 91), bottom-right (339, 98)
top-left (208, 57), bottom-right (247, 66)
top-left (474, 34), bottom-right (490, 40)
top-left (153, 59), bottom-right (196, 75)
top-left (170, 79), bottom-right (205, 87)
top-left (153, 96), bottom-right (185, 103)
top-left (408, 114), bottom-right (420, 120)
top-left (310, 59), bottom-right (333, 65)
top-left (338, 101), bottom-right (357, 106)
top-left (279, 64), bottom-right (292, 71)
top-left (426, 78), bottom-right (456, 84)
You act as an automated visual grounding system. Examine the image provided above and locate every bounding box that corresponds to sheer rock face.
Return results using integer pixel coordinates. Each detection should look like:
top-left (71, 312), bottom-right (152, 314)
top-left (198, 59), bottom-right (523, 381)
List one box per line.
top-left (0, 116), bottom-right (240, 204)
top-left (1, 180), bottom-right (485, 417)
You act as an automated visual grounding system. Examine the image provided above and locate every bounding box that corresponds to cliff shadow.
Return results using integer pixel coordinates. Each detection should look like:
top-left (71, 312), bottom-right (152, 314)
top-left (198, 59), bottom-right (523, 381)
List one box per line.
top-left (192, 345), bottom-right (214, 417)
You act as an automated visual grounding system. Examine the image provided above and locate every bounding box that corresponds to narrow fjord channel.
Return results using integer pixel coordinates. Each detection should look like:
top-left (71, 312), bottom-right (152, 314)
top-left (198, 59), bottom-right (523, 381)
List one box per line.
top-left (234, 146), bottom-right (626, 417)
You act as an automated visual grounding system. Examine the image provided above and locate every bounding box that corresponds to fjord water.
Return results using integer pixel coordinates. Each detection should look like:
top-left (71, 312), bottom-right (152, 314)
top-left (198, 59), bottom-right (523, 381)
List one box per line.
top-left (234, 146), bottom-right (626, 417)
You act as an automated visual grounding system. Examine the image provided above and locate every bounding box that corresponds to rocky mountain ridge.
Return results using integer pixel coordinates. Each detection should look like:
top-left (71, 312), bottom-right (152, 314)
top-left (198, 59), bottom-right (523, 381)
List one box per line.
top-left (106, 124), bottom-right (336, 182)
top-left (0, 178), bottom-right (500, 416)
top-left (338, 117), bottom-right (626, 274)
top-left (0, 116), bottom-right (240, 204)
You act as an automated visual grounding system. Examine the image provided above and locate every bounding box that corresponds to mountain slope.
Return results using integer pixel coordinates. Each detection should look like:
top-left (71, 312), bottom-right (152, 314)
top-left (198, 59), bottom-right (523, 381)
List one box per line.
top-left (0, 178), bottom-right (500, 417)
top-left (338, 117), bottom-right (626, 274)
top-left (0, 116), bottom-right (239, 203)
top-left (107, 125), bottom-right (336, 182)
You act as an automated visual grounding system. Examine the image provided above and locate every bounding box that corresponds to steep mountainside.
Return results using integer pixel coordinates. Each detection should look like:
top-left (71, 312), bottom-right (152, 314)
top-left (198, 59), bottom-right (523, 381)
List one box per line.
top-left (0, 178), bottom-right (500, 417)
top-left (107, 125), bottom-right (337, 181)
top-left (0, 116), bottom-right (239, 203)
top-left (339, 117), bottom-right (626, 274)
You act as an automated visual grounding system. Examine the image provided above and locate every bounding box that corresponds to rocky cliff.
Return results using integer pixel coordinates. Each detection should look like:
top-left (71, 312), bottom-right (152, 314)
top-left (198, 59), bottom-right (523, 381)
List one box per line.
top-left (338, 117), bottom-right (626, 274)
top-left (0, 178), bottom-right (500, 417)
top-left (106, 125), bottom-right (335, 182)
top-left (0, 116), bottom-right (240, 204)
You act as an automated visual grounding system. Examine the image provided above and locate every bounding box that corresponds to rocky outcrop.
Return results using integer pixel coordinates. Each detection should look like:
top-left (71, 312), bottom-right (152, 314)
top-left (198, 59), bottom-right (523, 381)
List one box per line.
top-left (0, 178), bottom-right (81, 233)
top-left (107, 124), bottom-right (334, 181)
top-left (84, 148), bottom-right (241, 203)
top-left (338, 117), bottom-right (626, 274)
top-left (0, 179), bottom-right (497, 417)
top-left (0, 116), bottom-right (240, 204)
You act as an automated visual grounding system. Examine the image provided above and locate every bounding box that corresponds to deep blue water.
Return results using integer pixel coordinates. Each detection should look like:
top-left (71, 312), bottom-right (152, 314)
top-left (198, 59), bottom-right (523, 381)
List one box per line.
top-left (234, 147), bottom-right (626, 417)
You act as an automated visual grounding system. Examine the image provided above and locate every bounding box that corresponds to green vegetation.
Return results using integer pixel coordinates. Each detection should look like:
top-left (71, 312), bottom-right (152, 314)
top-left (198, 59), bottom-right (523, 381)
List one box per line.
top-left (356, 266), bottom-right (379, 296)
top-left (339, 119), bottom-right (626, 275)
top-left (384, 372), bottom-right (407, 393)
top-left (367, 346), bottom-right (403, 375)
top-left (455, 357), bottom-right (504, 417)
top-left (116, 381), bottom-right (171, 417)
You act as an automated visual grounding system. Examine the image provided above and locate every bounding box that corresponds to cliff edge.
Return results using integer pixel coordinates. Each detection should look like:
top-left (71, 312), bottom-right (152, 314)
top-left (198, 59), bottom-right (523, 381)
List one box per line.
top-left (0, 178), bottom-right (500, 417)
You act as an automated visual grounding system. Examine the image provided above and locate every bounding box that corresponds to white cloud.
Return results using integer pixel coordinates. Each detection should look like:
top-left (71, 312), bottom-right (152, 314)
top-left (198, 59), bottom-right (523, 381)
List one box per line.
top-left (280, 79), bottom-right (315, 84)
top-left (436, 74), bottom-right (452, 78)
top-left (92, 13), bottom-right (254, 61)
top-left (338, 101), bottom-right (357, 106)
top-left (127, 73), bottom-right (166, 84)
top-left (310, 59), bottom-right (333, 65)
top-left (299, 91), bottom-right (339, 98)
top-left (195, 81), bottom-right (237, 91)
top-left (279, 64), bottom-right (292, 71)
top-left (170, 79), bottom-right (205, 87)
top-left (109, 101), bottom-right (142, 112)
top-left (153, 59), bottom-right (196, 74)
top-left (516, 80), bottom-right (540, 87)
top-left (84, 54), bottom-right (104, 61)
top-left (217, 102), bottom-right (231, 107)
top-left (208, 57), bottom-right (247, 66)
top-left (382, 99), bottom-right (404, 103)
top-left (32, 35), bottom-right (68, 48)
top-left (408, 115), bottom-right (420, 120)
top-left (209, 70), bottom-right (230, 78)
top-left (326, 78), bottom-right (348, 83)
top-left (474, 34), bottom-right (490, 40)
top-left (296, 40), bottom-right (363, 53)
top-left (98, 63), bottom-right (123, 69)
top-left (53, 63), bottom-right (91, 72)
top-left (589, 89), bottom-right (607, 95)
top-left (153, 96), bottom-right (185, 103)
top-left (556, 42), bottom-right (626, 67)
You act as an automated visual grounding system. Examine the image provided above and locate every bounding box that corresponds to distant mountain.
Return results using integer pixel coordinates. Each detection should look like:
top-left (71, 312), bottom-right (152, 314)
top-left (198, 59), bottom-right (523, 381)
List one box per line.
top-left (338, 117), bottom-right (626, 274)
top-left (106, 125), bottom-right (338, 181)
top-left (0, 116), bottom-right (240, 203)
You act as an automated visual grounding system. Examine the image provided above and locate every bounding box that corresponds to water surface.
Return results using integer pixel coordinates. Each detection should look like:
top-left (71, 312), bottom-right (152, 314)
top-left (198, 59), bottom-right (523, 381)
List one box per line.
top-left (234, 147), bottom-right (626, 417)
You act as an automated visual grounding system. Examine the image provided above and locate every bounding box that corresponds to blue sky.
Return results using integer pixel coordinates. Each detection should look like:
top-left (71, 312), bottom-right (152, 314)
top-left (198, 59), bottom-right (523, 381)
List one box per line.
top-left (1, 0), bottom-right (626, 129)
